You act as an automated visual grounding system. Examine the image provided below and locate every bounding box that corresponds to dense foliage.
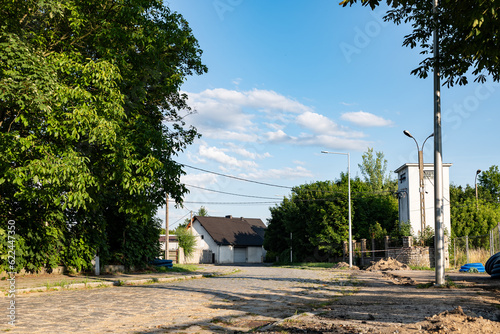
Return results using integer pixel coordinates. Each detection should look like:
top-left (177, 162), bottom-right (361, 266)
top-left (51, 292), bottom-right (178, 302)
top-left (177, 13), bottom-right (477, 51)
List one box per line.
top-left (0, 0), bottom-right (206, 272)
top-left (450, 166), bottom-right (500, 240)
top-left (264, 174), bottom-right (398, 262)
top-left (341, 0), bottom-right (500, 86)
top-left (175, 226), bottom-right (197, 258)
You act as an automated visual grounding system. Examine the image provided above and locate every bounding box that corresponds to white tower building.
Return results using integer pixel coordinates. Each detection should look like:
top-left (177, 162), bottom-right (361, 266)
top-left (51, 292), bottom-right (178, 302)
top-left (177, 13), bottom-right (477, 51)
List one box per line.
top-left (394, 163), bottom-right (452, 237)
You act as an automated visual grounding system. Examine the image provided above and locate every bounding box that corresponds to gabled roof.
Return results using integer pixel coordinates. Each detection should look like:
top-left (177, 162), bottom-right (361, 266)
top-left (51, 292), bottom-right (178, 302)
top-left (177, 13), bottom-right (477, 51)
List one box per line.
top-left (192, 216), bottom-right (266, 246)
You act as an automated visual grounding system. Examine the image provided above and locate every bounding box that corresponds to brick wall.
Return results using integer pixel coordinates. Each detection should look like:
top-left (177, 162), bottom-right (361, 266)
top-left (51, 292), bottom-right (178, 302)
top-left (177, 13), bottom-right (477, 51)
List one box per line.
top-left (347, 236), bottom-right (450, 268)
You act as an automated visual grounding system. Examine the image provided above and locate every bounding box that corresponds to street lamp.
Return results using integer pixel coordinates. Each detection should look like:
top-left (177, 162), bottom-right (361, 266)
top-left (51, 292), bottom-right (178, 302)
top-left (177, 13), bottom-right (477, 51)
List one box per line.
top-left (321, 151), bottom-right (352, 268)
top-left (475, 169), bottom-right (481, 210)
top-left (403, 130), bottom-right (433, 243)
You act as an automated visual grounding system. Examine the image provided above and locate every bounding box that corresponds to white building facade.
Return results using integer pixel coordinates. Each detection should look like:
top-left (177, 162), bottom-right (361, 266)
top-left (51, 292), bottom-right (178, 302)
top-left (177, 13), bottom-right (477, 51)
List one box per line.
top-left (187, 216), bottom-right (266, 264)
top-left (394, 163), bottom-right (452, 237)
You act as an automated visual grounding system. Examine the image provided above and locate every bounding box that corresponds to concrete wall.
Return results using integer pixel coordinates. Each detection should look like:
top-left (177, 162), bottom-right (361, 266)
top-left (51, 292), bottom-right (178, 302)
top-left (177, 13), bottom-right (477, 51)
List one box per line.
top-left (247, 246), bottom-right (264, 263)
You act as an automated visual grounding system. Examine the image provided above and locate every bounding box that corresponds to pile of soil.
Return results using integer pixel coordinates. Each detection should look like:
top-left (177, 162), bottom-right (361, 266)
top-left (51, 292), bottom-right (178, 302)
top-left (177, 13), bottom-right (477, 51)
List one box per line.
top-left (383, 306), bottom-right (500, 333)
top-left (365, 257), bottom-right (411, 271)
top-left (332, 262), bottom-right (359, 270)
top-left (268, 307), bottom-right (500, 333)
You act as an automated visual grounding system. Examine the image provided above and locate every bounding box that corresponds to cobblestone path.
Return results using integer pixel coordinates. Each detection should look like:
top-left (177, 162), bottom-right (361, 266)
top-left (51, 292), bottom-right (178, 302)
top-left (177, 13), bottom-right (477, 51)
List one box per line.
top-left (1, 265), bottom-right (358, 333)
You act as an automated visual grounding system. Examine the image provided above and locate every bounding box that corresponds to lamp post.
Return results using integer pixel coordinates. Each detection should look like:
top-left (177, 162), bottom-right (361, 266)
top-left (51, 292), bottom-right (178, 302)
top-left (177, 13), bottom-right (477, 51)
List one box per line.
top-left (403, 130), bottom-right (434, 243)
top-left (475, 169), bottom-right (481, 210)
top-left (321, 151), bottom-right (352, 268)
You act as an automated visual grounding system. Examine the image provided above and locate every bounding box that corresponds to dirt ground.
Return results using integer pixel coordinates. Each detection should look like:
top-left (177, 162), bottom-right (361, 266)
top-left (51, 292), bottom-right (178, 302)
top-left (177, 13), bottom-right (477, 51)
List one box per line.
top-left (262, 259), bottom-right (500, 333)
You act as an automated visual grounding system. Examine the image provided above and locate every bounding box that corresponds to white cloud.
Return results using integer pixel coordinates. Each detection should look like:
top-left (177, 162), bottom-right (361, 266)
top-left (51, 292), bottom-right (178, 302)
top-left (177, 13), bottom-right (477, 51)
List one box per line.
top-left (340, 111), bottom-right (394, 127)
top-left (182, 88), bottom-right (373, 151)
top-left (225, 143), bottom-right (272, 160)
top-left (197, 88), bottom-right (312, 113)
top-left (183, 88), bottom-right (313, 141)
top-left (240, 166), bottom-right (314, 180)
top-left (341, 102), bottom-right (357, 106)
top-left (180, 173), bottom-right (218, 186)
top-left (265, 129), bottom-right (292, 142)
top-left (200, 129), bottom-right (259, 142)
top-left (265, 128), bottom-right (370, 151)
top-left (296, 111), bottom-right (365, 138)
top-left (198, 144), bottom-right (258, 169)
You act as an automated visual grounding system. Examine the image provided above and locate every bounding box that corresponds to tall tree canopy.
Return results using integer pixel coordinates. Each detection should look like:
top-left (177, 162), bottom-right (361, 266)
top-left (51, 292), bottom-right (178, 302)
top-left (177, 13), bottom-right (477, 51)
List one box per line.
top-left (264, 175), bottom-right (398, 262)
top-left (0, 0), bottom-right (207, 271)
top-left (358, 148), bottom-right (395, 192)
top-left (341, 0), bottom-right (500, 86)
top-left (478, 165), bottom-right (500, 201)
top-left (449, 183), bottom-right (500, 241)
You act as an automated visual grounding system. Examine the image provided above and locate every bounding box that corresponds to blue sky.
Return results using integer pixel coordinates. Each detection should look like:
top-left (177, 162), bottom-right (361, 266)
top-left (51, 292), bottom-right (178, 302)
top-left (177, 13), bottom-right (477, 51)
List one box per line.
top-left (160, 0), bottom-right (500, 229)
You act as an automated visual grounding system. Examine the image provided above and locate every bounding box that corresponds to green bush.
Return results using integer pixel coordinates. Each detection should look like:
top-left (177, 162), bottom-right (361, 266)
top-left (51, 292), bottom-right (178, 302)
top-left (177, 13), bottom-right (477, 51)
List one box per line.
top-left (175, 226), bottom-right (196, 258)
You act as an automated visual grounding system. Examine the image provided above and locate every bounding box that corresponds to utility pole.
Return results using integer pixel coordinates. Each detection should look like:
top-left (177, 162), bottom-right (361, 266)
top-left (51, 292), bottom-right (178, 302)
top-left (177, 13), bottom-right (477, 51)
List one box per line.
top-left (433, 0), bottom-right (445, 286)
top-left (190, 211), bottom-right (193, 232)
top-left (165, 194), bottom-right (169, 260)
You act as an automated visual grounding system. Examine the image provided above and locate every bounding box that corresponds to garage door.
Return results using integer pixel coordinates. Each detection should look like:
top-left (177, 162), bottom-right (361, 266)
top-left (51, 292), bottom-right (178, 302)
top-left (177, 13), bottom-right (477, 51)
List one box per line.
top-left (234, 248), bottom-right (247, 263)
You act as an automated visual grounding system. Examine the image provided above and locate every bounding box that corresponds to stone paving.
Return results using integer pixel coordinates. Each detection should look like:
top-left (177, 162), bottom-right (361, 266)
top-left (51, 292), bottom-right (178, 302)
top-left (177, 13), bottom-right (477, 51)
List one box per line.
top-left (0, 265), bottom-right (359, 333)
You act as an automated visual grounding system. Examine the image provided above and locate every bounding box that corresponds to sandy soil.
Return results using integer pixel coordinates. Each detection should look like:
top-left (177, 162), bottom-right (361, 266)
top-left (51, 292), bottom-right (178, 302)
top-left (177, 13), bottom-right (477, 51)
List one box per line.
top-left (261, 259), bottom-right (500, 333)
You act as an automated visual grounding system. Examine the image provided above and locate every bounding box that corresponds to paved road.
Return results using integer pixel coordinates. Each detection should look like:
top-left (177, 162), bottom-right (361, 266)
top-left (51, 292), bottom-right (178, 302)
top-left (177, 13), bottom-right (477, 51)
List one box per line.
top-left (1, 265), bottom-right (358, 333)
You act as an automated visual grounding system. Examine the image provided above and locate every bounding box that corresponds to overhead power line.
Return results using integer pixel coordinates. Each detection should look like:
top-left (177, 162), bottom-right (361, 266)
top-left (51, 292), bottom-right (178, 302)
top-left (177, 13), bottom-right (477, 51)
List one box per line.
top-left (182, 164), bottom-right (293, 189)
top-left (183, 201), bottom-right (281, 205)
top-left (185, 183), bottom-right (280, 200)
top-left (182, 164), bottom-right (397, 197)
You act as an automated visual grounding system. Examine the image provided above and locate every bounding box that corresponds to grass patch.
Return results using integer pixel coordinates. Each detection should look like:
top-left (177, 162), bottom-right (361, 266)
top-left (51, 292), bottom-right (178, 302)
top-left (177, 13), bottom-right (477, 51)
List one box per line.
top-left (452, 247), bottom-right (490, 268)
top-left (416, 282), bottom-right (434, 289)
top-left (115, 280), bottom-right (126, 286)
top-left (156, 264), bottom-right (199, 273)
top-left (408, 265), bottom-right (433, 271)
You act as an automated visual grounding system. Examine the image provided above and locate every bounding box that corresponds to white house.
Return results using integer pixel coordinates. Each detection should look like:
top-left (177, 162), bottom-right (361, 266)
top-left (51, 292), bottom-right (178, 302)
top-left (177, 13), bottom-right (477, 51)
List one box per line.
top-left (394, 163), bottom-right (452, 236)
top-left (186, 215), bottom-right (266, 264)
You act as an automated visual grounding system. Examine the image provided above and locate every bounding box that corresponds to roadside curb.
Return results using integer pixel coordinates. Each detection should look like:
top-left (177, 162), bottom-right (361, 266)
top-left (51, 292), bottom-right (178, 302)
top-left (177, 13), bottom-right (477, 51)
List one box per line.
top-left (8, 273), bottom-right (210, 294)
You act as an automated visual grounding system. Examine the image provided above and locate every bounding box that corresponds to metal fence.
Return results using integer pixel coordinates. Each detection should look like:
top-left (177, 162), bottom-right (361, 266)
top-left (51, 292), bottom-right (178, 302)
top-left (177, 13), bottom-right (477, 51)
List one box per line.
top-left (450, 223), bottom-right (500, 268)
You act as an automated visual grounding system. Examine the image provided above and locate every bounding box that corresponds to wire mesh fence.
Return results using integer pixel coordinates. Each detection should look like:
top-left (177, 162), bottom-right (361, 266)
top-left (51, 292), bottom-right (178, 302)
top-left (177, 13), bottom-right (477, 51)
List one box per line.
top-left (450, 223), bottom-right (500, 268)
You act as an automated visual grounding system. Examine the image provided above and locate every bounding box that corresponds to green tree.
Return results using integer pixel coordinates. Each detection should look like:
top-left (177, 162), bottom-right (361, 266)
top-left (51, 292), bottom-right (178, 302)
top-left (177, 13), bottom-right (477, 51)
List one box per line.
top-left (369, 222), bottom-right (387, 239)
top-left (264, 175), bottom-right (398, 261)
top-left (358, 148), bottom-right (395, 192)
top-left (478, 165), bottom-right (500, 201)
top-left (450, 183), bottom-right (500, 241)
top-left (175, 225), bottom-right (196, 258)
top-left (341, 0), bottom-right (500, 86)
top-left (265, 180), bottom-right (350, 261)
top-left (0, 0), bottom-right (206, 271)
top-left (197, 206), bottom-right (209, 217)
top-left (183, 206), bottom-right (209, 226)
